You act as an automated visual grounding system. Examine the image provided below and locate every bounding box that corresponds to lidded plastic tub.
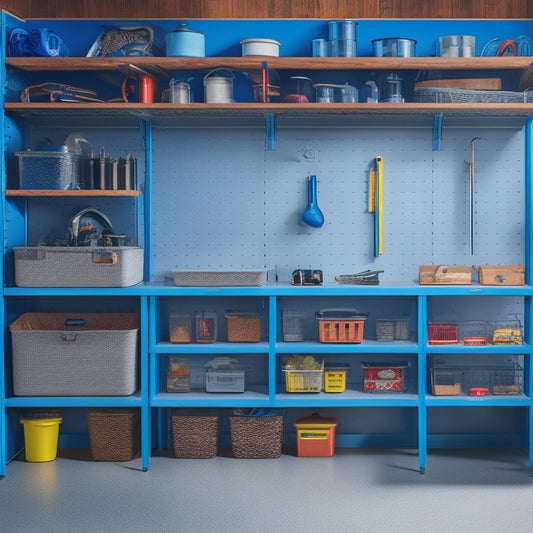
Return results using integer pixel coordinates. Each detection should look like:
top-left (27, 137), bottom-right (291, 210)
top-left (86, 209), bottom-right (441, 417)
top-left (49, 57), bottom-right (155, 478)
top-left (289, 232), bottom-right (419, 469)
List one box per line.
top-left (294, 412), bottom-right (338, 457)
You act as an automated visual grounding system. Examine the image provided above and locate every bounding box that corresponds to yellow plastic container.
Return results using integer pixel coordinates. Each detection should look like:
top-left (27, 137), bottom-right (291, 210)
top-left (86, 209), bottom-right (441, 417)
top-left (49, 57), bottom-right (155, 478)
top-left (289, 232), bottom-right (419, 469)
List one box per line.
top-left (324, 363), bottom-right (350, 393)
top-left (20, 417), bottom-right (62, 462)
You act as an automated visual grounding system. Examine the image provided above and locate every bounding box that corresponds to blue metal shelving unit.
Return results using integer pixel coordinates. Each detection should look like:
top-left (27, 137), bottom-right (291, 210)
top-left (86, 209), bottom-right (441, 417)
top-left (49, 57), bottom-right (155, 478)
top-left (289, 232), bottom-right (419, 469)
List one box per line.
top-left (2, 13), bottom-right (533, 476)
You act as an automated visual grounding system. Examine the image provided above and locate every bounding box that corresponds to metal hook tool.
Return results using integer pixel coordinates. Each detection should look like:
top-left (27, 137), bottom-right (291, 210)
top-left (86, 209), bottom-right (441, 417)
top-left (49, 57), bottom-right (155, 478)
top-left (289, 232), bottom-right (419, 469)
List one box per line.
top-left (466, 137), bottom-right (481, 255)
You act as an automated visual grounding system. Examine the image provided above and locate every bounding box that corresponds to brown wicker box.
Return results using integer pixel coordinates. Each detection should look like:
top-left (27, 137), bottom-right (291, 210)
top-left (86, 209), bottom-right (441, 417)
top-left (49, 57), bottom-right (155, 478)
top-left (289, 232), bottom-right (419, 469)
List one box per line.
top-left (170, 409), bottom-right (219, 458)
top-left (86, 408), bottom-right (140, 461)
top-left (225, 312), bottom-right (261, 342)
top-left (229, 414), bottom-right (283, 458)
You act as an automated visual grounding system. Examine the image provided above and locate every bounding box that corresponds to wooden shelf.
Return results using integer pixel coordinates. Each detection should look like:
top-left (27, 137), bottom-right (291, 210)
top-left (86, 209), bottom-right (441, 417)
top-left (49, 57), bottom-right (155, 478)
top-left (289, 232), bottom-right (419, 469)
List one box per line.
top-left (6, 56), bottom-right (533, 72)
top-left (6, 189), bottom-right (140, 197)
top-left (6, 102), bottom-right (533, 118)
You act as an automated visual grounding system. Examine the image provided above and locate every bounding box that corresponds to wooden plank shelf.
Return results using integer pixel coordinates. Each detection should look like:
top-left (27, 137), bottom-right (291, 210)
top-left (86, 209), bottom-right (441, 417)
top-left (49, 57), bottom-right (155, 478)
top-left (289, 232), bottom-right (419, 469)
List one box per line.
top-left (6, 189), bottom-right (140, 197)
top-left (5, 102), bottom-right (533, 117)
top-left (6, 56), bottom-right (533, 72)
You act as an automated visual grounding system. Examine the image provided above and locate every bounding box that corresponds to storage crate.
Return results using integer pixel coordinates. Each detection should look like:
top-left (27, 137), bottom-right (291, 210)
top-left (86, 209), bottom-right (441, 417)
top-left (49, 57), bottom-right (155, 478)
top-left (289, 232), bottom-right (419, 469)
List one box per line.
top-left (294, 413), bottom-right (337, 457)
top-left (195, 311), bottom-right (217, 343)
top-left (428, 323), bottom-right (458, 344)
top-left (14, 246), bottom-right (144, 288)
top-left (323, 363), bottom-right (350, 393)
top-left (86, 408), bottom-right (140, 461)
top-left (430, 366), bottom-right (462, 396)
top-left (316, 308), bottom-right (367, 343)
top-left (225, 312), bottom-right (261, 342)
top-left (10, 313), bottom-right (139, 396)
top-left (16, 149), bottom-right (84, 190)
top-left (169, 312), bottom-right (191, 343)
top-left (492, 366), bottom-right (524, 396)
top-left (172, 270), bottom-right (267, 286)
top-left (283, 365), bottom-right (323, 393)
top-left (488, 321), bottom-right (523, 345)
top-left (282, 310), bottom-right (306, 342)
top-left (362, 362), bottom-right (408, 393)
top-left (166, 357), bottom-right (190, 392)
top-left (458, 320), bottom-right (488, 345)
top-left (170, 409), bottom-right (219, 458)
top-left (229, 412), bottom-right (283, 458)
top-left (376, 318), bottom-right (409, 341)
top-left (205, 357), bottom-right (246, 392)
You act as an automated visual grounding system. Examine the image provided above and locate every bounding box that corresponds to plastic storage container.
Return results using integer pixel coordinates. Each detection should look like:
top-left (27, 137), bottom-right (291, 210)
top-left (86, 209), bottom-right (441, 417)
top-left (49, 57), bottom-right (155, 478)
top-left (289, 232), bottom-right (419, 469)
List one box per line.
top-left (16, 149), bottom-right (84, 190)
top-left (14, 246), bottom-right (144, 288)
top-left (195, 311), bottom-right (217, 343)
top-left (169, 312), bottom-right (191, 343)
top-left (225, 312), bottom-right (261, 342)
top-left (282, 309), bottom-right (306, 342)
top-left (205, 357), bottom-right (245, 392)
top-left (362, 361), bottom-right (409, 393)
top-left (294, 413), bottom-right (338, 457)
top-left (10, 312), bottom-right (139, 396)
top-left (166, 357), bottom-right (190, 392)
top-left (20, 416), bottom-right (62, 462)
top-left (316, 308), bottom-right (367, 343)
top-left (372, 37), bottom-right (416, 57)
top-left (324, 363), bottom-right (350, 393)
top-left (430, 366), bottom-right (462, 396)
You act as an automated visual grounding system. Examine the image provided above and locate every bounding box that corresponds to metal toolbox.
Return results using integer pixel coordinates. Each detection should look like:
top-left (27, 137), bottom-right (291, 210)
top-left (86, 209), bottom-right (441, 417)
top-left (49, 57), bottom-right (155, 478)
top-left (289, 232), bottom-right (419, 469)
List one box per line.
top-left (10, 313), bottom-right (139, 396)
top-left (14, 246), bottom-right (144, 287)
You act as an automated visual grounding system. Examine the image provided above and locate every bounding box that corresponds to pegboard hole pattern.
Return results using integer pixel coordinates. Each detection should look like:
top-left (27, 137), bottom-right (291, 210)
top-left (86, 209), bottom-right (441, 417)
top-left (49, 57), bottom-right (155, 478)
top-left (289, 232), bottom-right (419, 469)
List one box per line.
top-left (148, 126), bottom-right (524, 283)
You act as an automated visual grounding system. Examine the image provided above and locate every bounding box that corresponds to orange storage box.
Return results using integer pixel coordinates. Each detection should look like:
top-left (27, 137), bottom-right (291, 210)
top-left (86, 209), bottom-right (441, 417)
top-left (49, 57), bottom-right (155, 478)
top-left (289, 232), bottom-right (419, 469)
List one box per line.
top-left (294, 413), bottom-right (338, 457)
top-left (316, 308), bottom-right (367, 343)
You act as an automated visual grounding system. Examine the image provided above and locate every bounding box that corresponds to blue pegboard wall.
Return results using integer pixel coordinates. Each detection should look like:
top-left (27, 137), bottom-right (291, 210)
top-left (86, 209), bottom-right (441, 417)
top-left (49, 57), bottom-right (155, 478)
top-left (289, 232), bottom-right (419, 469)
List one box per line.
top-left (151, 122), bottom-right (524, 284)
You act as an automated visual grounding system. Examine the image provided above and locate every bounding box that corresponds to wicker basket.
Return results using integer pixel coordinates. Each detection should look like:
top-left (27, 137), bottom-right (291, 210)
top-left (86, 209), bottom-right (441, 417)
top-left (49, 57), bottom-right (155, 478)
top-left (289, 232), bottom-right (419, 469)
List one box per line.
top-left (170, 410), bottom-right (219, 458)
top-left (229, 414), bottom-right (283, 458)
top-left (86, 408), bottom-right (140, 461)
top-left (414, 87), bottom-right (533, 104)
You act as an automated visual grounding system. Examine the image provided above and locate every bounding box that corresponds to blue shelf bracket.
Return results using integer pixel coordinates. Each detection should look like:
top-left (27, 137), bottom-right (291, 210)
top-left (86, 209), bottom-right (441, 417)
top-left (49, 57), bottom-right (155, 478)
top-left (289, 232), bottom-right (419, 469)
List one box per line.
top-left (433, 114), bottom-right (443, 151)
top-left (264, 114), bottom-right (275, 151)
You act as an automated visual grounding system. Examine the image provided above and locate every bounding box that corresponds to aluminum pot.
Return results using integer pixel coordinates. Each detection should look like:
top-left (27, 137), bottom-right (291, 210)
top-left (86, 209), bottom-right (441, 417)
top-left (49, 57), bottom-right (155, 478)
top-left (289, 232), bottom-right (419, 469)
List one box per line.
top-left (166, 23), bottom-right (205, 57)
top-left (240, 38), bottom-right (280, 57)
top-left (204, 68), bottom-right (234, 103)
top-left (372, 38), bottom-right (416, 57)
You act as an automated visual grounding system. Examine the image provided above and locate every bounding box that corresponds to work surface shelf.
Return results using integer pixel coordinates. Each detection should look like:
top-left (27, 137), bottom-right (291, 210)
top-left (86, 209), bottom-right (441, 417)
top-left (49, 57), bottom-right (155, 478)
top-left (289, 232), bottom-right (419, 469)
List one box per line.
top-left (6, 56), bottom-right (533, 72)
top-left (6, 102), bottom-right (533, 118)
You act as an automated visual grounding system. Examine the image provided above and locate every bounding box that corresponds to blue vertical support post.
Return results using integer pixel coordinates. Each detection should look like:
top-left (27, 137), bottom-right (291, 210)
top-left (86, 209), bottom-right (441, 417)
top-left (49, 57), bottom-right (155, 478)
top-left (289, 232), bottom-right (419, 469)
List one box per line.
top-left (138, 118), bottom-right (153, 281)
top-left (140, 295), bottom-right (150, 471)
top-left (149, 295), bottom-right (165, 449)
top-left (433, 114), bottom-right (443, 151)
top-left (0, 10), bottom-right (7, 478)
top-left (268, 296), bottom-right (277, 401)
top-left (525, 117), bottom-right (533, 472)
top-left (418, 295), bottom-right (428, 473)
top-left (264, 114), bottom-right (275, 151)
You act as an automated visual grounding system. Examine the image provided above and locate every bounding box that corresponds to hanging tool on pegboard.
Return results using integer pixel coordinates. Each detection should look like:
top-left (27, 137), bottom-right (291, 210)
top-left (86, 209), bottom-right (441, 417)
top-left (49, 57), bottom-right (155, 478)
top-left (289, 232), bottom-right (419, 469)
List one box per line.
top-left (368, 155), bottom-right (384, 257)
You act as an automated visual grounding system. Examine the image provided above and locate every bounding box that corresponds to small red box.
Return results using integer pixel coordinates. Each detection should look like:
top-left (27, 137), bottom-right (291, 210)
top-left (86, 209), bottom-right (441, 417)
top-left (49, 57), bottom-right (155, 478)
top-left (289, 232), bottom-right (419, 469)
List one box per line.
top-left (294, 413), bottom-right (338, 457)
top-left (362, 362), bottom-right (409, 393)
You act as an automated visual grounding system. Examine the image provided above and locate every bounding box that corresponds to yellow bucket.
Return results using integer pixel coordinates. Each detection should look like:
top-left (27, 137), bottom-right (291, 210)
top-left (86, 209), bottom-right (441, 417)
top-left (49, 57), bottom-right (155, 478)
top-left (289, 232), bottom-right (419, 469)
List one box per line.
top-left (20, 417), bottom-right (62, 462)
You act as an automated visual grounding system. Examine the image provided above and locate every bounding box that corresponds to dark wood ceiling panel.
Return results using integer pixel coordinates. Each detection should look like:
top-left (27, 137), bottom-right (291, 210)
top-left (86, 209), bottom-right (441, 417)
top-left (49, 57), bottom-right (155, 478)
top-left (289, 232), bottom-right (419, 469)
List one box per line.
top-left (0, 0), bottom-right (528, 19)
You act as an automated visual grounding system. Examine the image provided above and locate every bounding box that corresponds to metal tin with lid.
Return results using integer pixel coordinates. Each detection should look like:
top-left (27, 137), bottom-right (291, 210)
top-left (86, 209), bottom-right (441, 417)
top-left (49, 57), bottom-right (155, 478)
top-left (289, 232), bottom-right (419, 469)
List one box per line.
top-left (166, 23), bottom-right (205, 57)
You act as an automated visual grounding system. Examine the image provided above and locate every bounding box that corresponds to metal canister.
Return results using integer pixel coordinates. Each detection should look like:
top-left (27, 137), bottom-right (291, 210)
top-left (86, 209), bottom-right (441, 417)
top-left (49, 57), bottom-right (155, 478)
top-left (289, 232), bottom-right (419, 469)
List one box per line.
top-left (169, 79), bottom-right (191, 103)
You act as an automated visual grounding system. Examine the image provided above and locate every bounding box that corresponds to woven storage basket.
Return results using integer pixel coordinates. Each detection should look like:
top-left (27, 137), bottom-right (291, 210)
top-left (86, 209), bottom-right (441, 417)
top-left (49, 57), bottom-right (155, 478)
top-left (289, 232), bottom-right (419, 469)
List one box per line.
top-left (86, 408), bottom-right (140, 461)
top-left (171, 410), bottom-right (219, 458)
top-left (414, 87), bottom-right (533, 104)
top-left (10, 312), bottom-right (139, 396)
top-left (229, 415), bottom-right (283, 458)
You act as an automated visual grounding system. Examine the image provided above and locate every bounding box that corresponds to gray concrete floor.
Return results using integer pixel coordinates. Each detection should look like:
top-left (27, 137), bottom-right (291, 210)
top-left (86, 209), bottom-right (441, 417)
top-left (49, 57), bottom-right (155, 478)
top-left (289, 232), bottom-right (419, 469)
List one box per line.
top-left (1, 448), bottom-right (533, 533)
